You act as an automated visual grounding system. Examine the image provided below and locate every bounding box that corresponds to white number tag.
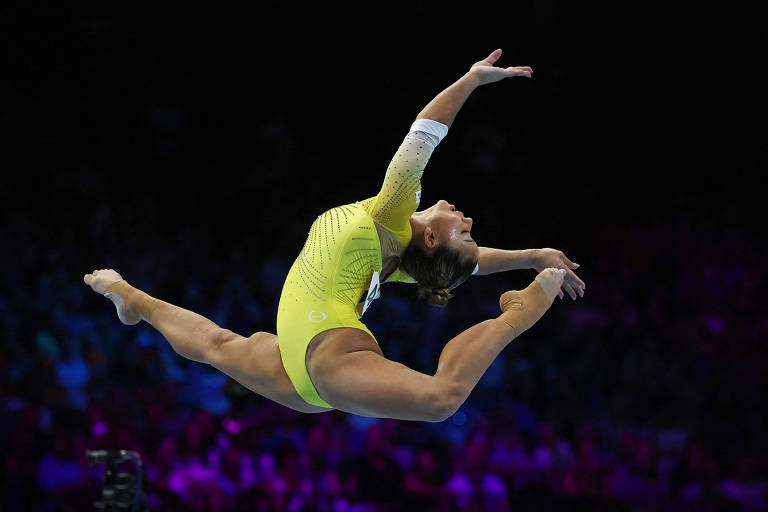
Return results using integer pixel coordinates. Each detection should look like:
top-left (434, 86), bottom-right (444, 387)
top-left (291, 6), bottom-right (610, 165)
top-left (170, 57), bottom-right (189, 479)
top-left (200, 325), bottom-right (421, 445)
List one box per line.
top-left (361, 271), bottom-right (381, 317)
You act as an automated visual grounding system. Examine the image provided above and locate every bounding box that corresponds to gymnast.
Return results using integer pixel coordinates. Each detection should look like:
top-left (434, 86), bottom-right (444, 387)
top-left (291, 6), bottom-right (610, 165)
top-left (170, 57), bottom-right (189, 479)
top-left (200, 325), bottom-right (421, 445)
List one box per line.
top-left (84, 49), bottom-right (586, 422)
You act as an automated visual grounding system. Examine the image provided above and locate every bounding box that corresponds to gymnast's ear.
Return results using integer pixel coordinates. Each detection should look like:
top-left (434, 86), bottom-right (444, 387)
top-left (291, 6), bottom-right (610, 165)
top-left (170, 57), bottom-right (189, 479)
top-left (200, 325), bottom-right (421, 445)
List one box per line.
top-left (423, 226), bottom-right (439, 250)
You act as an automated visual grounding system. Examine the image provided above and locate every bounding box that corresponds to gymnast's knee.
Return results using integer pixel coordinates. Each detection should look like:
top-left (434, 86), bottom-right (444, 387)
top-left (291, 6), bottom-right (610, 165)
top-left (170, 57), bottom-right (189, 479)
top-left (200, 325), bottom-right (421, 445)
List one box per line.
top-left (428, 383), bottom-right (466, 423)
top-left (208, 327), bottom-right (246, 352)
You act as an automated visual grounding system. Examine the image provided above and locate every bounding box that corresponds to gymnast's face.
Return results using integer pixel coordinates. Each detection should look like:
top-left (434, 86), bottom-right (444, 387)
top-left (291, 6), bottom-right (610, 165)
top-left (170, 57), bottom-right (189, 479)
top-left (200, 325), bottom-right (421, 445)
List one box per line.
top-left (419, 199), bottom-right (479, 259)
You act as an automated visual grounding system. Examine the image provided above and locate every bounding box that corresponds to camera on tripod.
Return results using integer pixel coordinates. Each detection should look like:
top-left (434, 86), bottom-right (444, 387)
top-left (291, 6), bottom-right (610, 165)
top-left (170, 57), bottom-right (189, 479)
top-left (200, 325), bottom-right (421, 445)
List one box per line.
top-left (86, 449), bottom-right (149, 511)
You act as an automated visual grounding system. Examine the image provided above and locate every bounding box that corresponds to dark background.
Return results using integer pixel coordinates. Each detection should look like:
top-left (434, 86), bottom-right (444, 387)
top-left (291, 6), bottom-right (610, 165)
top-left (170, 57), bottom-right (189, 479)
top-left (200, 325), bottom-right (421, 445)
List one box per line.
top-left (2, 4), bottom-right (767, 511)
top-left (6, 6), bottom-right (765, 249)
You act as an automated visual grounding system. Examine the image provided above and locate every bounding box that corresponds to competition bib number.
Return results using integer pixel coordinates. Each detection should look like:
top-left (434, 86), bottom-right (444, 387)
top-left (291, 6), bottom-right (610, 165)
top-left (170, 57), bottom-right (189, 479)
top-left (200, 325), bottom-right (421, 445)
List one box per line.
top-left (360, 271), bottom-right (381, 317)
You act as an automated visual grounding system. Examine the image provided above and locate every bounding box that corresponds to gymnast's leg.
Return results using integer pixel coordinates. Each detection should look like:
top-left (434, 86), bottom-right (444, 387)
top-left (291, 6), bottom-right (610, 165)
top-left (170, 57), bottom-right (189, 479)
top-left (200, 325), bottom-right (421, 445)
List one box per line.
top-left (433, 269), bottom-right (565, 405)
top-left (83, 269), bottom-right (332, 413)
top-left (309, 269), bottom-right (565, 422)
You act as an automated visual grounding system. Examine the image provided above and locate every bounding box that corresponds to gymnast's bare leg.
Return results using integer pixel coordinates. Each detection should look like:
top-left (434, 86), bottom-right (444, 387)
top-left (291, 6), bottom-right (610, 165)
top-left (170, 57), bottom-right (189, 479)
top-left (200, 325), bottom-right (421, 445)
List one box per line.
top-left (83, 269), bottom-right (331, 413)
top-left (85, 268), bottom-right (564, 421)
top-left (305, 269), bottom-right (566, 422)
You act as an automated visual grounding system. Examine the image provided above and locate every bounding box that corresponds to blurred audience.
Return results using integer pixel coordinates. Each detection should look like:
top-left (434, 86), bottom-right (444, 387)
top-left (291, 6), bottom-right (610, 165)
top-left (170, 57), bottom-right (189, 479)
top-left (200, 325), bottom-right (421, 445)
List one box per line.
top-left (1, 195), bottom-right (766, 511)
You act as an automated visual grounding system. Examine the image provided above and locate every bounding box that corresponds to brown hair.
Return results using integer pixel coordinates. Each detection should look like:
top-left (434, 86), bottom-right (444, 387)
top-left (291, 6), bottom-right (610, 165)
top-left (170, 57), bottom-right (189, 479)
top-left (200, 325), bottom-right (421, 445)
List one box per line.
top-left (400, 242), bottom-right (477, 307)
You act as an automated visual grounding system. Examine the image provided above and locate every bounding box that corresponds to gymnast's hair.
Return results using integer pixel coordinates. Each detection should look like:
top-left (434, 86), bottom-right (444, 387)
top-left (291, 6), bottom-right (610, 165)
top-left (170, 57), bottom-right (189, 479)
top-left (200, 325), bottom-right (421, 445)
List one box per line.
top-left (400, 242), bottom-right (478, 307)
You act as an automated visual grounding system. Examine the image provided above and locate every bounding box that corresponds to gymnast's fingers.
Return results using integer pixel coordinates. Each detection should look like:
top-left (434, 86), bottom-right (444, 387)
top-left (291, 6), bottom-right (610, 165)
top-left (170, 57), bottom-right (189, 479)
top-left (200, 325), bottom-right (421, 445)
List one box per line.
top-left (564, 282), bottom-right (577, 300)
top-left (566, 268), bottom-right (586, 289)
top-left (564, 273), bottom-right (584, 296)
top-left (504, 67), bottom-right (532, 78)
top-left (505, 66), bottom-right (532, 75)
top-left (482, 48), bottom-right (502, 65)
top-left (561, 253), bottom-right (579, 269)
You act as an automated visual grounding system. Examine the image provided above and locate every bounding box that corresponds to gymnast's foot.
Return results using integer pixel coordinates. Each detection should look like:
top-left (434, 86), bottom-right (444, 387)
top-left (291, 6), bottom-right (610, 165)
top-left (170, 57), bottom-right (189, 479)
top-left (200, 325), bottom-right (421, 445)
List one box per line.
top-left (83, 269), bottom-right (142, 325)
top-left (499, 268), bottom-right (564, 312)
top-left (498, 268), bottom-right (565, 338)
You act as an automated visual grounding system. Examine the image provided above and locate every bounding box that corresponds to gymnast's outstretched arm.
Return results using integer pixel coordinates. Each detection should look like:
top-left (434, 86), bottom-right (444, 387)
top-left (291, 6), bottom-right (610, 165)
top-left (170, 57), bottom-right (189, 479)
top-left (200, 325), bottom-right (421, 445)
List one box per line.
top-left (474, 247), bottom-right (586, 300)
top-left (415, 48), bottom-right (532, 128)
top-left (411, 49), bottom-right (588, 300)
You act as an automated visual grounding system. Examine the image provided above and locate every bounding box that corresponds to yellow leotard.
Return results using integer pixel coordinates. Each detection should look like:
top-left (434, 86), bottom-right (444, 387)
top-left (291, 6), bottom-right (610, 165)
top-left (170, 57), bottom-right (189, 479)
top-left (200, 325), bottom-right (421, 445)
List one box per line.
top-left (276, 129), bottom-right (439, 408)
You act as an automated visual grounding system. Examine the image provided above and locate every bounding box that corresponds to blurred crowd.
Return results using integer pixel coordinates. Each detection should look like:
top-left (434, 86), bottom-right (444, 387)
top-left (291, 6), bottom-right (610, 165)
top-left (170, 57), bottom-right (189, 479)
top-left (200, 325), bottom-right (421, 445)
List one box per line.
top-left (3, 5), bottom-right (766, 510)
top-left (2, 193), bottom-right (767, 511)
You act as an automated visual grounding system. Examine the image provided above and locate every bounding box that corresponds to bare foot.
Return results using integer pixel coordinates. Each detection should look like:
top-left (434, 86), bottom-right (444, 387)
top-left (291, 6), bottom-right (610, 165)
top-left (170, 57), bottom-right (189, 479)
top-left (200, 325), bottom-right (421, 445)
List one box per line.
top-left (83, 269), bottom-right (141, 325)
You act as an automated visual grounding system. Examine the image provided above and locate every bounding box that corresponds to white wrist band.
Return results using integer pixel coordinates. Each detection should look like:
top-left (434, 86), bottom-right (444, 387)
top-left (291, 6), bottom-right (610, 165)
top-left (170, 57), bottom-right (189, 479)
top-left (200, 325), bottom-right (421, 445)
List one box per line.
top-left (409, 119), bottom-right (449, 144)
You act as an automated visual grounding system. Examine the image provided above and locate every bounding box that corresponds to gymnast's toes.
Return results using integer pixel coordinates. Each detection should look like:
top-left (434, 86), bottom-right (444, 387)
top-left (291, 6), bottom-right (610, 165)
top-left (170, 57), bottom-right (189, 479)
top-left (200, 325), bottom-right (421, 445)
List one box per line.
top-left (83, 268), bottom-right (125, 295)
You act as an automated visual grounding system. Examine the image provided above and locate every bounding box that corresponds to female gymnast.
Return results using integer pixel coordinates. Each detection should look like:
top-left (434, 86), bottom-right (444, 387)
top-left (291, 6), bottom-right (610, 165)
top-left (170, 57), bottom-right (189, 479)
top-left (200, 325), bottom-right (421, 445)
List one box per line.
top-left (84, 49), bottom-right (586, 422)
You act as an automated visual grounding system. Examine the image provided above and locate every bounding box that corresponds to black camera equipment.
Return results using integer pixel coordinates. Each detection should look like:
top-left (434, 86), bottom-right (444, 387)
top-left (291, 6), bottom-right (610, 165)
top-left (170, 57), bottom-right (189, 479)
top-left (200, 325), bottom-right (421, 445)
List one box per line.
top-left (86, 449), bottom-right (147, 511)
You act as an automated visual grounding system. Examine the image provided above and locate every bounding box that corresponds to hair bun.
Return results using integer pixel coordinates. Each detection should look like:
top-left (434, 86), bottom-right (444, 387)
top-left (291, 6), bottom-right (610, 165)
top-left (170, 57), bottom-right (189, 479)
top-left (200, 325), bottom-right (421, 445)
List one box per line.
top-left (418, 285), bottom-right (454, 307)
top-left (432, 287), bottom-right (452, 297)
top-left (402, 241), bottom-right (477, 308)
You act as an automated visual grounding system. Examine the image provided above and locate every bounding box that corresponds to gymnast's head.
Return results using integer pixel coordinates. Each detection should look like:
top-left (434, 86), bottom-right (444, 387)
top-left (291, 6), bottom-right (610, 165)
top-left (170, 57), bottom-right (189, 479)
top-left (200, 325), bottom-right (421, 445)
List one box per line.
top-left (402, 199), bottom-right (479, 307)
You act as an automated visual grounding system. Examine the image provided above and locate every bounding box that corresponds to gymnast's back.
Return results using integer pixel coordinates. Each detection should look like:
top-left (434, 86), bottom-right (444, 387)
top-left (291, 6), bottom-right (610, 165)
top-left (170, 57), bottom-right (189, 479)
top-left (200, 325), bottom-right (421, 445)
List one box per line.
top-left (279, 126), bottom-right (441, 322)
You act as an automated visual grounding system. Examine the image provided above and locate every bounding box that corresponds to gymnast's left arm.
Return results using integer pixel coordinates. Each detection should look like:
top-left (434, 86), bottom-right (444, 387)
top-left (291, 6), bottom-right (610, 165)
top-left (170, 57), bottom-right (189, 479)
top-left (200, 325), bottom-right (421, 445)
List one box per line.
top-left (475, 247), bottom-right (586, 300)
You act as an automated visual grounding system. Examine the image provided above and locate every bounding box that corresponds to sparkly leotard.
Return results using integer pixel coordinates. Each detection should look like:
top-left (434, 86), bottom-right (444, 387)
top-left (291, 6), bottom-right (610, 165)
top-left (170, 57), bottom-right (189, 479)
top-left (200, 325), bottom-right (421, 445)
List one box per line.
top-left (275, 127), bottom-right (440, 408)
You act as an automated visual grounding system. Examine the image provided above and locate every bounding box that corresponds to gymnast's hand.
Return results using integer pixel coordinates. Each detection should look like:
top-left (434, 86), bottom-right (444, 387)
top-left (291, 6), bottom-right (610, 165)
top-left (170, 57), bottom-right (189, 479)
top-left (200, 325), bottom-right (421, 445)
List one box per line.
top-left (469, 49), bottom-right (532, 86)
top-left (532, 248), bottom-right (586, 300)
